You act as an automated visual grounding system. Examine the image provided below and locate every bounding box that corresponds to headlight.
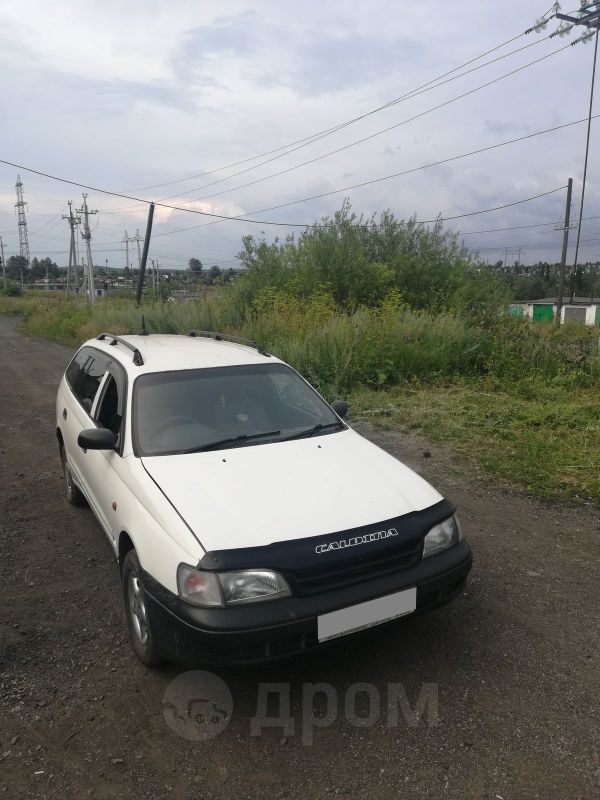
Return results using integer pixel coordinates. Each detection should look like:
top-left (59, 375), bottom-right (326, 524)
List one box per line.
top-left (422, 516), bottom-right (462, 558)
top-left (218, 570), bottom-right (290, 604)
top-left (177, 565), bottom-right (290, 607)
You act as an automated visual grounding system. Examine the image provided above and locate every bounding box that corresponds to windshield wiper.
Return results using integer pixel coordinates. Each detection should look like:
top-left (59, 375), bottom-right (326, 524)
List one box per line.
top-left (181, 430), bottom-right (282, 454)
top-left (280, 421), bottom-right (345, 442)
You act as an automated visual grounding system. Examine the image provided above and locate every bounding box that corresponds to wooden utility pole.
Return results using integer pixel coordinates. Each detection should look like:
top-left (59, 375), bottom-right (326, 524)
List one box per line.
top-left (555, 178), bottom-right (573, 327)
top-left (136, 203), bottom-right (155, 307)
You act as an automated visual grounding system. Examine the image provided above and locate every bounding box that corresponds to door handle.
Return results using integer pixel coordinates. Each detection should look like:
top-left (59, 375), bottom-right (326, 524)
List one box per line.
top-left (62, 408), bottom-right (68, 420)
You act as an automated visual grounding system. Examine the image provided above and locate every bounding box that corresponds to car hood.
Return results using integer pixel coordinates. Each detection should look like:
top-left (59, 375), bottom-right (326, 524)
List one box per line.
top-left (141, 428), bottom-right (443, 554)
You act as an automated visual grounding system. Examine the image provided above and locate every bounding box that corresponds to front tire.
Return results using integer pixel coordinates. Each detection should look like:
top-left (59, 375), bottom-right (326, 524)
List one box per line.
top-left (60, 446), bottom-right (86, 507)
top-left (122, 550), bottom-right (164, 667)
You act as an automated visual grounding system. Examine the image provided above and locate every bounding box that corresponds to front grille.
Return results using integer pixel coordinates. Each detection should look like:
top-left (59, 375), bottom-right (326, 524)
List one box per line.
top-left (286, 540), bottom-right (423, 596)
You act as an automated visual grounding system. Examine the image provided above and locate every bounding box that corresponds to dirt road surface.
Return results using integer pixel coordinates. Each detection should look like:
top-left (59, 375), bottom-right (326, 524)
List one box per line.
top-left (1, 315), bottom-right (599, 799)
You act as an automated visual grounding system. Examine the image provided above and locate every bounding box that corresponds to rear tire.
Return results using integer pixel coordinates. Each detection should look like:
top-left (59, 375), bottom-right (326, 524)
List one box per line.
top-left (60, 446), bottom-right (86, 507)
top-left (122, 549), bottom-right (164, 667)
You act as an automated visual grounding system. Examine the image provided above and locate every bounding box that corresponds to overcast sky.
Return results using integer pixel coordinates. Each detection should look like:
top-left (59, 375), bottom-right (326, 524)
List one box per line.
top-left (0, 0), bottom-right (598, 268)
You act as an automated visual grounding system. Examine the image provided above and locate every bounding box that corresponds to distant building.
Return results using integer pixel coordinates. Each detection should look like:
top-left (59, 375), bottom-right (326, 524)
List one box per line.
top-left (510, 298), bottom-right (600, 325)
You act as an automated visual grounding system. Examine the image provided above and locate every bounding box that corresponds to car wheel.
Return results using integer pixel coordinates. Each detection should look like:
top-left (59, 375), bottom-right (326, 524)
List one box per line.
top-left (60, 446), bottom-right (86, 507)
top-left (122, 549), bottom-right (164, 667)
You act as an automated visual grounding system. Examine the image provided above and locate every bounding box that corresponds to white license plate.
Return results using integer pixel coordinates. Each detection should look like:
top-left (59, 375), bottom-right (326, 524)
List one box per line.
top-left (317, 587), bottom-right (417, 643)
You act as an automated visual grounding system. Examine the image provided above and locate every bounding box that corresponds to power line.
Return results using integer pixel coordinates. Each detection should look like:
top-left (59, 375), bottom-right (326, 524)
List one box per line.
top-left (0, 156), bottom-right (565, 231)
top-left (459, 221), bottom-right (563, 235)
top-left (417, 186), bottom-right (566, 224)
top-left (0, 158), bottom-right (336, 228)
top-left (220, 115), bottom-right (599, 220)
top-left (156, 35), bottom-right (554, 204)
top-left (120, 29), bottom-right (534, 195)
top-left (28, 205), bottom-right (68, 236)
top-left (169, 41), bottom-right (576, 206)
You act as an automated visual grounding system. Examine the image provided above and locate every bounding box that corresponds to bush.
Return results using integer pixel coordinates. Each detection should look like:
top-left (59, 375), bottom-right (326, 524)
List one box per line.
top-left (0, 283), bottom-right (22, 297)
top-left (232, 200), bottom-right (509, 317)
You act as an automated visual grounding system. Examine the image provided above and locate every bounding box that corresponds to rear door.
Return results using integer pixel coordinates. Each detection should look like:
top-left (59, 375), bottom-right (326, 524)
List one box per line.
top-left (61, 347), bottom-right (111, 500)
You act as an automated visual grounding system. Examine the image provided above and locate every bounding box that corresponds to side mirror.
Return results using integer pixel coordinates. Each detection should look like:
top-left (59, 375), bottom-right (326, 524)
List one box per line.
top-left (331, 399), bottom-right (348, 419)
top-left (78, 428), bottom-right (117, 451)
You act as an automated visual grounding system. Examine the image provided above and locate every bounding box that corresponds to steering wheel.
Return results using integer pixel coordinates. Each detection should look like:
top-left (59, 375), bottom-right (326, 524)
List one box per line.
top-left (149, 415), bottom-right (197, 439)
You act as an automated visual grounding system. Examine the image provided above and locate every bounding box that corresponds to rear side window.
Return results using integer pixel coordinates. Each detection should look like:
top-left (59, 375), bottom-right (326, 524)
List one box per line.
top-left (65, 349), bottom-right (91, 395)
top-left (65, 348), bottom-right (111, 412)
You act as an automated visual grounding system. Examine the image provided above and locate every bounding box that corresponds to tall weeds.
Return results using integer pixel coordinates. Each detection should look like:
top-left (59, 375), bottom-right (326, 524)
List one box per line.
top-left (6, 291), bottom-right (600, 398)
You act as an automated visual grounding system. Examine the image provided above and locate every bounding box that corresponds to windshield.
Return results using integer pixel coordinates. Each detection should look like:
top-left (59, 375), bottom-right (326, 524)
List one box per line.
top-left (133, 363), bottom-right (344, 456)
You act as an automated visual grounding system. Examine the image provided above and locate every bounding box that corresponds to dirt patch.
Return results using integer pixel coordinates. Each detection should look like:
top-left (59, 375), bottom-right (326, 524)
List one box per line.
top-left (1, 315), bottom-right (599, 799)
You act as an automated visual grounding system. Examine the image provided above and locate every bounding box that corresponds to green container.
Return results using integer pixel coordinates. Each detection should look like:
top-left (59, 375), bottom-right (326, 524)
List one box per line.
top-left (532, 304), bottom-right (554, 323)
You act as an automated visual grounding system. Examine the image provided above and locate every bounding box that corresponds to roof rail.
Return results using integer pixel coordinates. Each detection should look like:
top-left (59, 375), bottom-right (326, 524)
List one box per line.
top-left (97, 333), bottom-right (144, 366)
top-left (187, 330), bottom-right (270, 357)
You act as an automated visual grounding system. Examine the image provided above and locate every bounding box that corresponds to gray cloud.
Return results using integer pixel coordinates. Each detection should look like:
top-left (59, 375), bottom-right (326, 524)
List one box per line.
top-left (260, 24), bottom-right (424, 95)
top-left (0, 1), bottom-right (598, 266)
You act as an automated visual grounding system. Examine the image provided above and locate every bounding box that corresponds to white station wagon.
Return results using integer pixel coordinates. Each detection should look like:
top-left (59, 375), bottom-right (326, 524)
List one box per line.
top-left (56, 332), bottom-right (472, 666)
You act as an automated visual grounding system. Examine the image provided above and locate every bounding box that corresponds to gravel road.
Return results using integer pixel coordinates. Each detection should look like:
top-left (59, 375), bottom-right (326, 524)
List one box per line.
top-left (0, 315), bottom-right (599, 799)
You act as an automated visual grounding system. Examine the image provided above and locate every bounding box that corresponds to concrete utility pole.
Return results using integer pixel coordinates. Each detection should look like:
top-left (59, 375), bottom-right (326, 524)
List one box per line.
top-left (0, 236), bottom-right (6, 290)
top-left (570, 27), bottom-right (599, 300)
top-left (529, 4), bottom-right (599, 304)
top-left (14, 175), bottom-right (31, 270)
top-left (62, 201), bottom-right (82, 296)
top-left (549, 2), bottom-right (600, 301)
top-left (78, 194), bottom-right (98, 303)
top-left (555, 178), bottom-right (573, 327)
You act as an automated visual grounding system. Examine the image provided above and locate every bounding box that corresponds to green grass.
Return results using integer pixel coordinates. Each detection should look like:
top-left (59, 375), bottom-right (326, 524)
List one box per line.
top-left (350, 381), bottom-right (600, 501)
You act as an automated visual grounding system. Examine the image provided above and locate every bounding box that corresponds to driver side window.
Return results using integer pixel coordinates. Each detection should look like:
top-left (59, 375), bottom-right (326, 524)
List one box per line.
top-left (95, 373), bottom-right (124, 447)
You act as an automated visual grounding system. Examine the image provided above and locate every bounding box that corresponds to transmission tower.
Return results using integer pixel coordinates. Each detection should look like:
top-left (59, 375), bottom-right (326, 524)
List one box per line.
top-left (14, 175), bottom-right (31, 269)
top-left (121, 230), bottom-right (141, 270)
top-left (134, 229), bottom-right (142, 267)
top-left (122, 230), bottom-right (130, 269)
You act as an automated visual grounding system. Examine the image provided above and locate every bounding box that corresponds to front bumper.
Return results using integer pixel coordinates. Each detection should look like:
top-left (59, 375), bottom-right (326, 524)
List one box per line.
top-left (142, 540), bottom-right (473, 666)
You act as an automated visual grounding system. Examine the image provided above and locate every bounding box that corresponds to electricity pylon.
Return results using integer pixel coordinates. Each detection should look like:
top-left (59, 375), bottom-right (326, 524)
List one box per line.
top-left (14, 175), bottom-right (30, 269)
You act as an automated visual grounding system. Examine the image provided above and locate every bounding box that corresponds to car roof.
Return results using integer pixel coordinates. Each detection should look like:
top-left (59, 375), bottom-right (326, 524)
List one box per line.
top-left (85, 333), bottom-right (281, 374)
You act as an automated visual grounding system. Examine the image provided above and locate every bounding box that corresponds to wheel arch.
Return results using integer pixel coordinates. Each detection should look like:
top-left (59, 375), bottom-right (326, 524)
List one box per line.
top-left (118, 531), bottom-right (136, 571)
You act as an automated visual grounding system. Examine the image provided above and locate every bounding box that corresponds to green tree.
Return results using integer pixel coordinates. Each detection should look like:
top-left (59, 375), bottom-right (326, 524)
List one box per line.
top-left (208, 265), bottom-right (222, 282)
top-left (6, 255), bottom-right (28, 280)
top-left (188, 258), bottom-right (203, 276)
top-left (30, 257), bottom-right (59, 282)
